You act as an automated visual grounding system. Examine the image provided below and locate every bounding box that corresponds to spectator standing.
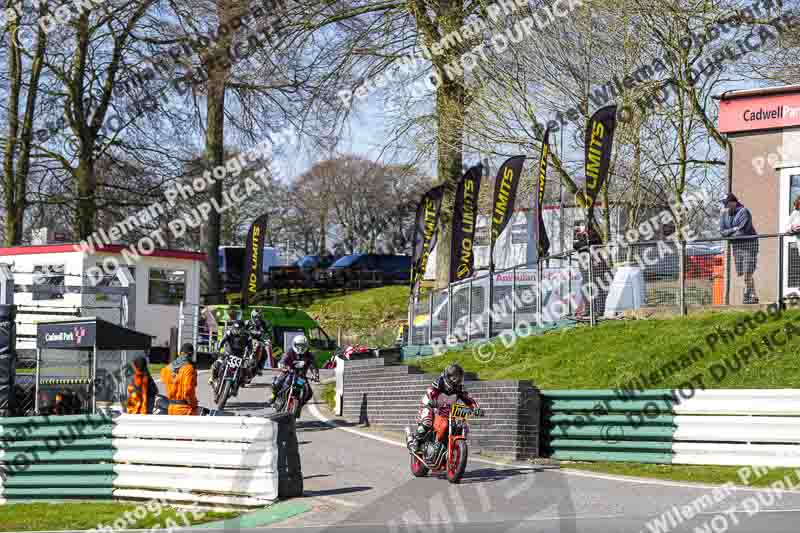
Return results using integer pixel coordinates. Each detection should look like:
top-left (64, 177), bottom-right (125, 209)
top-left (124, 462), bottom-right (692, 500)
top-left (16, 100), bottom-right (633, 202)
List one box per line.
top-left (160, 343), bottom-right (198, 415)
top-left (127, 356), bottom-right (158, 414)
top-left (720, 193), bottom-right (759, 304)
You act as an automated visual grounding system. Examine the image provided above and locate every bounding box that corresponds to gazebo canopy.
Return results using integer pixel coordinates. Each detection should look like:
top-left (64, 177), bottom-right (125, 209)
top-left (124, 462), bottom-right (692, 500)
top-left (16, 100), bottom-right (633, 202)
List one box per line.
top-left (36, 318), bottom-right (152, 351)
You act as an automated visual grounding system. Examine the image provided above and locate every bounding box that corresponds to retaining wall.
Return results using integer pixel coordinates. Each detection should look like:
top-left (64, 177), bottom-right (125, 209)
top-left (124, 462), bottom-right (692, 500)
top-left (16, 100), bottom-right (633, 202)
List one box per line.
top-left (339, 358), bottom-right (541, 459)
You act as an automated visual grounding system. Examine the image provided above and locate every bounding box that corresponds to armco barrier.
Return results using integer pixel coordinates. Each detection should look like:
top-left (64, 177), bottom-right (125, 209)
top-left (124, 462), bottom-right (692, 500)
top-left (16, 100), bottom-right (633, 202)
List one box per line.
top-left (0, 414), bottom-right (116, 499)
top-left (1, 412), bottom-right (302, 505)
top-left (339, 358), bottom-right (541, 459)
top-left (543, 389), bottom-right (800, 466)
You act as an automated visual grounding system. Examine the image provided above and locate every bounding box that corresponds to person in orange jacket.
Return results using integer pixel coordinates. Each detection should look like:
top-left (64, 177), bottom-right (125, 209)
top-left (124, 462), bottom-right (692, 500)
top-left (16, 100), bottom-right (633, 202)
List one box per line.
top-left (127, 356), bottom-right (158, 414)
top-left (160, 343), bottom-right (198, 415)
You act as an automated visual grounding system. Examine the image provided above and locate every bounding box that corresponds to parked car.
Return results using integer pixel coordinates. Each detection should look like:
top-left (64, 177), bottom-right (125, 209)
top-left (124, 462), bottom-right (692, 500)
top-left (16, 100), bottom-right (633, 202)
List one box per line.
top-left (642, 243), bottom-right (723, 281)
top-left (321, 254), bottom-right (412, 286)
top-left (296, 254), bottom-right (336, 272)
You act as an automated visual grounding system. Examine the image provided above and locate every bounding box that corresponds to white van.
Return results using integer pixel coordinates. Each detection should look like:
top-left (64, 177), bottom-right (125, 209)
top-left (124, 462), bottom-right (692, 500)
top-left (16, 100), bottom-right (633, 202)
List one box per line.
top-left (411, 267), bottom-right (584, 344)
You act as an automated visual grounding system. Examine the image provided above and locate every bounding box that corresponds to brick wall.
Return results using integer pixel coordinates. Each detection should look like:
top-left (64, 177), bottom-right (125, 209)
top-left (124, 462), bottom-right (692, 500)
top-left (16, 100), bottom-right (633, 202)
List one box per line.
top-left (339, 358), bottom-right (541, 459)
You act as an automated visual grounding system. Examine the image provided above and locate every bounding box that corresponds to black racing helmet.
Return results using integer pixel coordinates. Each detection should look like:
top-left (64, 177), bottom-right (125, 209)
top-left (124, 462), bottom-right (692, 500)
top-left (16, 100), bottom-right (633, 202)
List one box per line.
top-left (444, 363), bottom-right (465, 391)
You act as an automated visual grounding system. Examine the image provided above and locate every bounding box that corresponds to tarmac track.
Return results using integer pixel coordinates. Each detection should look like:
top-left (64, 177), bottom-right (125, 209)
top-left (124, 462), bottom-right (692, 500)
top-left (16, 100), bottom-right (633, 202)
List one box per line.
top-left (192, 372), bottom-right (800, 533)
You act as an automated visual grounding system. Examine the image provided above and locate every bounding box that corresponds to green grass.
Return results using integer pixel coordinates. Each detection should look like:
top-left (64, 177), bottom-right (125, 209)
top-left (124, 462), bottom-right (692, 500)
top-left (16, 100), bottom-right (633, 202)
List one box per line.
top-left (0, 502), bottom-right (239, 531)
top-left (305, 286), bottom-right (409, 347)
top-left (321, 382), bottom-right (336, 411)
top-left (565, 462), bottom-right (800, 488)
top-left (411, 307), bottom-right (800, 389)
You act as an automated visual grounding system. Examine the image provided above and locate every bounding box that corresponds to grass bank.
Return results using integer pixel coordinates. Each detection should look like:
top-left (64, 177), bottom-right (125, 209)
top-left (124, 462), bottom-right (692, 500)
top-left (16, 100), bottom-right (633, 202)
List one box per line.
top-left (305, 285), bottom-right (409, 347)
top-left (412, 307), bottom-right (800, 389)
top-left (0, 502), bottom-right (238, 531)
top-left (565, 462), bottom-right (799, 488)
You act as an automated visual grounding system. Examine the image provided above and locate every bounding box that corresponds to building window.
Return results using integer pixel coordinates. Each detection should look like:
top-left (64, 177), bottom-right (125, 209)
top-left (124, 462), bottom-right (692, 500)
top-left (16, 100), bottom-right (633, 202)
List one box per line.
top-left (791, 175), bottom-right (800, 214)
top-left (92, 263), bottom-right (136, 301)
top-left (32, 264), bottom-right (65, 301)
top-left (148, 268), bottom-right (185, 305)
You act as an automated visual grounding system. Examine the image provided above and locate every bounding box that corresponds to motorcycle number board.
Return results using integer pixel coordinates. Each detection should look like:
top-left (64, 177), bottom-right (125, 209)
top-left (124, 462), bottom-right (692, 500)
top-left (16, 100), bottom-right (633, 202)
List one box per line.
top-left (451, 403), bottom-right (471, 419)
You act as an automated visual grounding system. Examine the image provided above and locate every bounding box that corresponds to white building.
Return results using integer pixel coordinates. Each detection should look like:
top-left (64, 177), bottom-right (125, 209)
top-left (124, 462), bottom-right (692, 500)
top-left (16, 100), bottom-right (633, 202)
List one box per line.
top-left (0, 243), bottom-right (204, 357)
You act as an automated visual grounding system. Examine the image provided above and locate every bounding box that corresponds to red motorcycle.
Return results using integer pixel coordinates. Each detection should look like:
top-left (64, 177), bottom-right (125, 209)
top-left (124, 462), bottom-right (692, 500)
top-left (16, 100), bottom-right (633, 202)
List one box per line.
top-left (405, 402), bottom-right (483, 484)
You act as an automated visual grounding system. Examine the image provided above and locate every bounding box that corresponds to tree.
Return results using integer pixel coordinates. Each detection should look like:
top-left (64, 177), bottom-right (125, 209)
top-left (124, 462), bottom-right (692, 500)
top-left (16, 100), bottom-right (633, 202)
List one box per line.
top-left (2, 2), bottom-right (48, 244)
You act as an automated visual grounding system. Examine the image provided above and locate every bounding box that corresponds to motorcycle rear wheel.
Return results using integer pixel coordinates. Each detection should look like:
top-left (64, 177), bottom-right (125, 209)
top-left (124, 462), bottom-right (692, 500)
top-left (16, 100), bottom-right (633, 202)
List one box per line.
top-left (446, 440), bottom-right (468, 484)
top-left (410, 454), bottom-right (429, 477)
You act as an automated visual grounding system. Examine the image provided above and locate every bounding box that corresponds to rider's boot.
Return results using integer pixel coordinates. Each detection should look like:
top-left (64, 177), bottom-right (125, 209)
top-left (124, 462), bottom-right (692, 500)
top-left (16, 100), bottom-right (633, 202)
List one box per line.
top-left (410, 424), bottom-right (428, 454)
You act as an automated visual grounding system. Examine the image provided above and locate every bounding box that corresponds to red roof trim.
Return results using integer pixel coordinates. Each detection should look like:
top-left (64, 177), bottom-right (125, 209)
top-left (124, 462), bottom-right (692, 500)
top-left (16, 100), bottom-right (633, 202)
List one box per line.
top-left (0, 243), bottom-right (206, 261)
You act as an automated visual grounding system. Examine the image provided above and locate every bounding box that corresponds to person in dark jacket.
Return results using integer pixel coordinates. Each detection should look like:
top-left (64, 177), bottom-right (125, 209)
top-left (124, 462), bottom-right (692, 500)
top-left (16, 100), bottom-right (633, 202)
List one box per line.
top-left (127, 356), bottom-right (158, 414)
top-left (720, 193), bottom-right (759, 304)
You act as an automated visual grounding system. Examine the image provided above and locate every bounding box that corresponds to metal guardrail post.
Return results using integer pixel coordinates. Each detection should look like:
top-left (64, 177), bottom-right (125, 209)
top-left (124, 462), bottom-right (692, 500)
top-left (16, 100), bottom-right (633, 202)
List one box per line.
top-left (467, 278), bottom-right (473, 343)
top-left (177, 301), bottom-right (184, 349)
top-left (34, 348), bottom-right (40, 415)
top-left (725, 242), bottom-right (732, 305)
top-left (191, 303), bottom-right (199, 362)
top-left (679, 239), bottom-right (687, 316)
top-left (486, 274), bottom-right (492, 340)
top-left (511, 266), bottom-right (516, 332)
top-left (588, 248), bottom-right (596, 327)
top-left (447, 284), bottom-right (452, 339)
top-left (427, 294), bottom-right (433, 345)
top-left (779, 234), bottom-right (785, 307)
top-left (568, 254), bottom-right (573, 316)
top-left (537, 260), bottom-right (544, 328)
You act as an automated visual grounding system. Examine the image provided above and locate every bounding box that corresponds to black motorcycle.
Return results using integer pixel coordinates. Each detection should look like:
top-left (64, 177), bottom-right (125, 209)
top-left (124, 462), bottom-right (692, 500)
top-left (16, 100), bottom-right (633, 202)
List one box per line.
top-left (213, 346), bottom-right (253, 410)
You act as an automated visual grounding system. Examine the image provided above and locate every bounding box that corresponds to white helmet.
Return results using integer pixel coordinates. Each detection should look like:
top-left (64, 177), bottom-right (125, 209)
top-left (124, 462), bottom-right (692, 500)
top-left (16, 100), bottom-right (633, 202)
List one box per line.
top-left (292, 335), bottom-right (309, 354)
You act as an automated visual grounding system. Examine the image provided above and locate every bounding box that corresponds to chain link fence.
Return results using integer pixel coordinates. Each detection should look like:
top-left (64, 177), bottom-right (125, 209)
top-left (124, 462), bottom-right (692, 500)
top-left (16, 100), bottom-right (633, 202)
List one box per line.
top-left (408, 234), bottom-right (793, 345)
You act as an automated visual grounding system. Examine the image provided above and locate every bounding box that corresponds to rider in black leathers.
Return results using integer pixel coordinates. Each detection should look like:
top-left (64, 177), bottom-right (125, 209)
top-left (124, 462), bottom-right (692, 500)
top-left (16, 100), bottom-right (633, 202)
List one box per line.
top-left (210, 319), bottom-right (251, 385)
top-left (245, 309), bottom-right (273, 373)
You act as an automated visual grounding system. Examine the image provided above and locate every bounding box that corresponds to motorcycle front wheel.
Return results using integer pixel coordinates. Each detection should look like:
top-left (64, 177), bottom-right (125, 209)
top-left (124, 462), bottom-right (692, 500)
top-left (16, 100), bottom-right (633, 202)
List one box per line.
top-left (410, 454), bottom-right (429, 477)
top-left (446, 440), bottom-right (468, 484)
top-left (217, 380), bottom-right (233, 410)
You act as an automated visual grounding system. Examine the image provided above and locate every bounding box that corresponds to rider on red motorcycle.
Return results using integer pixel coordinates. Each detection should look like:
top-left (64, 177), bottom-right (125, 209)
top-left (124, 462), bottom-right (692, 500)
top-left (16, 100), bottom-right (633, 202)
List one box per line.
top-left (410, 363), bottom-right (478, 453)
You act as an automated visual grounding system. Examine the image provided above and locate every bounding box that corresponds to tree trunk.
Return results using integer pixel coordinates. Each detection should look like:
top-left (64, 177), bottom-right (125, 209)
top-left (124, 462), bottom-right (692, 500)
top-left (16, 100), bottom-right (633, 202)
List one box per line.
top-left (318, 212), bottom-right (326, 255)
top-left (203, 0), bottom-right (235, 304)
top-left (433, 75), bottom-right (465, 289)
top-left (76, 158), bottom-right (96, 239)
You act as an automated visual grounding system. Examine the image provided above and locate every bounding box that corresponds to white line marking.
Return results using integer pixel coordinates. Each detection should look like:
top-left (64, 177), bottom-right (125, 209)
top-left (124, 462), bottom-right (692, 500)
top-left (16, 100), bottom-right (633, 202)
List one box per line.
top-left (307, 402), bottom-right (800, 494)
top-left (559, 468), bottom-right (800, 494)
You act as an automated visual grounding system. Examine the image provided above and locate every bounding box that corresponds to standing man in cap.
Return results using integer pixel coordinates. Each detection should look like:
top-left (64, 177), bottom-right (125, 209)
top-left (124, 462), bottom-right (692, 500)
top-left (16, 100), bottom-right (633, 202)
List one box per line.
top-left (720, 193), bottom-right (759, 304)
top-left (160, 343), bottom-right (198, 415)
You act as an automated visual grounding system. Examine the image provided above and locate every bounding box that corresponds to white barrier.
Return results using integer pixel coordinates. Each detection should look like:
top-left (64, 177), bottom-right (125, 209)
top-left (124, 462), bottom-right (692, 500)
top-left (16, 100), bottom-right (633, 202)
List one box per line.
top-left (674, 389), bottom-right (800, 416)
top-left (673, 390), bottom-right (800, 467)
top-left (112, 414), bottom-right (279, 505)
